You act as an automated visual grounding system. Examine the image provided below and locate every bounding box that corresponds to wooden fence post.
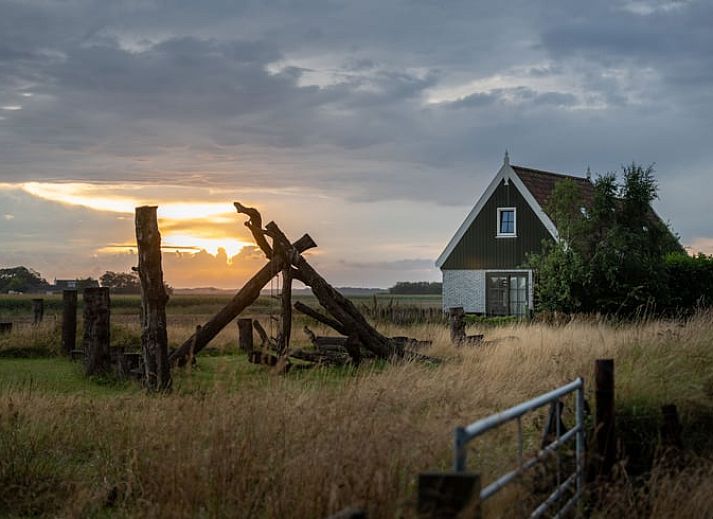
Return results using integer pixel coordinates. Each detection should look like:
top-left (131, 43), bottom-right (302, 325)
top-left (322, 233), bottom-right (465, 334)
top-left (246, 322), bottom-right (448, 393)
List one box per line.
top-left (32, 298), bottom-right (44, 325)
top-left (418, 472), bottom-right (481, 518)
top-left (449, 307), bottom-right (466, 345)
top-left (135, 206), bottom-right (171, 392)
top-left (237, 318), bottom-right (253, 353)
top-left (660, 404), bottom-right (683, 450)
top-left (594, 359), bottom-right (616, 478)
top-left (83, 287), bottom-right (111, 376)
top-left (61, 290), bottom-right (77, 356)
top-left (0, 322), bottom-right (12, 335)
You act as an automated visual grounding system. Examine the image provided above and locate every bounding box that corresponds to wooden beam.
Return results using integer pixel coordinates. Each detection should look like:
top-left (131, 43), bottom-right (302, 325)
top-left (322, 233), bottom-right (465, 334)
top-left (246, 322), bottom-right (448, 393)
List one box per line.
top-left (61, 290), bottom-right (77, 356)
top-left (265, 221), bottom-right (401, 360)
top-left (135, 206), bottom-right (171, 391)
top-left (168, 234), bottom-right (316, 365)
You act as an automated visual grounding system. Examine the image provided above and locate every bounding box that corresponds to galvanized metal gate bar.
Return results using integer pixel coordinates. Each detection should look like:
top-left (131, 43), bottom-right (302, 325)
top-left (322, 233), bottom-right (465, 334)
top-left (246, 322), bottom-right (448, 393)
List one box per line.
top-left (453, 378), bottom-right (585, 516)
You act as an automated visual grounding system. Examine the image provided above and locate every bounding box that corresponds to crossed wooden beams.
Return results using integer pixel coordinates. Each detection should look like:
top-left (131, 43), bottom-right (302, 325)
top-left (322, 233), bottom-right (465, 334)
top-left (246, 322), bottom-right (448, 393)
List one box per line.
top-left (168, 203), bottom-right (437, 367)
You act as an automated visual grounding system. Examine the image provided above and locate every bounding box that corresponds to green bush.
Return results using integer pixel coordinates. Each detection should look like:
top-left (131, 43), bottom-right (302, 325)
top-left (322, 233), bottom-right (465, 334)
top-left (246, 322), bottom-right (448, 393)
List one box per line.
top-left (662, 253), bottom-right (713, 313)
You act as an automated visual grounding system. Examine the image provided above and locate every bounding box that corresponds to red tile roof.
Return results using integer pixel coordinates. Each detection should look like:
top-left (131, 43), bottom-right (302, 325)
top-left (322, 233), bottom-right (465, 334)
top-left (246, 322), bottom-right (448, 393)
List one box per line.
top-left (511, 165), bottom-right (595, 211)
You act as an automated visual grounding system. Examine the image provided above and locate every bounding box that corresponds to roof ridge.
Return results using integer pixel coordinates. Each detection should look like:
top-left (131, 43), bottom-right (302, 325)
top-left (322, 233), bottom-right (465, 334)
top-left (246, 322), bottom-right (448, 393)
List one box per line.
top-left (511, 164), bottom-right (590, 182)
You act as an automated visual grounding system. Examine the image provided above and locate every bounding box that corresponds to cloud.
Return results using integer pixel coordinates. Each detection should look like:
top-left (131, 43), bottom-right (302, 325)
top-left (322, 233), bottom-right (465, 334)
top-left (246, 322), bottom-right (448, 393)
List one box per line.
top-left (1, 0), bottom-right (712, 286)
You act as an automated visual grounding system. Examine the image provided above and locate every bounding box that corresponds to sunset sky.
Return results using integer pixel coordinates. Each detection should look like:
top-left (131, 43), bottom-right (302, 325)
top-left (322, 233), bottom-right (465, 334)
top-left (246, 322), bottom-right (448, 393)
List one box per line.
top-left (1, 1), bottom-right (712, 288)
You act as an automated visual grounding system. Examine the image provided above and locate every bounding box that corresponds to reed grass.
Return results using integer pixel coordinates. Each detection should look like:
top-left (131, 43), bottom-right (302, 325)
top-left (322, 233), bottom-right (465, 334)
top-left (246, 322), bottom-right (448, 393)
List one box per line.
top-left (1, 312), bottom-right (713, 517)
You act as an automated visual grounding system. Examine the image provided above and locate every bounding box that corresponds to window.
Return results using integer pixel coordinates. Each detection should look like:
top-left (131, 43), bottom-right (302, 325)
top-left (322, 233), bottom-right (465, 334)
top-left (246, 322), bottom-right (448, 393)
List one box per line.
top-left (487, 273), bottom-right (528, 317)
top-left (497, 207), bottom-right (516, 236)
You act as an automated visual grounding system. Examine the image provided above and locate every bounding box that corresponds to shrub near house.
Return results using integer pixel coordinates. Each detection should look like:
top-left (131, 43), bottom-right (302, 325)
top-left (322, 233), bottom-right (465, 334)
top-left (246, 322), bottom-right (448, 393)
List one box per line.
top-left (527, 163), bottom-right (689, 315)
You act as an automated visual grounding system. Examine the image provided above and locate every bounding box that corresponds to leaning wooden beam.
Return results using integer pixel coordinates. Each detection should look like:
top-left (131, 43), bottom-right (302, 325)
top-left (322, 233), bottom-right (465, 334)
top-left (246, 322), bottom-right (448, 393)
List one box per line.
top-left (264, 221), bottom-right (401, 359)
top-left (277, 263), bottom-right (292, 356)
top-left (168, 234), bottom-right (316, 365)
top-left (234, 202), bottom-right (273, 258)
top-left (294, 301), bottom-right (350, 336)
top-left (135, 206), bottom-right (172, 391)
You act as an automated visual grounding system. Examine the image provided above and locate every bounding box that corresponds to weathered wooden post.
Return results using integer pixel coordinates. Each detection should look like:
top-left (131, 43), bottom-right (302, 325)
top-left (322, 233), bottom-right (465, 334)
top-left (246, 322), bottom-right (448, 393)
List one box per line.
top-left (83, 287), bottom-right (111, 376)
top-left (237, 318), bottom-right (253, 353)
top-left (594, 359), bottom-right (616, 478)
top-left (32, 298), bottom-right (44, 325)
top-left (0, 322), bottom-right (12, 334)
top-left (278, 266), bottom-right (292, 355)
top-left (418, 472), bottom-right (481, 518)
top-left (660, 404), bottom-right (683, 451)
top-left (449, 307), bottom-right (466, 345)
top-left (135, 206), bottom-right (171, 391)
top-left (61, 290), bottom-right (78, 355)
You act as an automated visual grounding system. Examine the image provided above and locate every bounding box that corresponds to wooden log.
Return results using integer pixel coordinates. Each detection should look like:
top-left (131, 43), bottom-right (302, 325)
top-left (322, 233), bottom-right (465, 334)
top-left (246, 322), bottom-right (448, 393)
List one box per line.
top-left (234, 202), bottom-right (273, 258)
top-left (264, 221), bottom-right (400, 360)
top-left (0, 322), bottom-right (12, 335)
top-left (83, 287), bottom-right (111, 376)
top-left (253, 319), bottom-right (270, 347)
top-left (594, 359), bottom-right (616, 479)
top-left (135, 206), bottom-right (171, 391)
top-left (449, 307), bottom-right (466, 345)
top-left (32, 298), bottom-right (44, 325)
top-left (168, 234), bottom-right (316, 365)
top-left (294, 301), bottom-right (350, 336)
top-left (61, 290), bottom-right (78, 356)
top-left (237, 318), bottom-right (254, 353)
top-left (277, 265), bottom-right (292, 355)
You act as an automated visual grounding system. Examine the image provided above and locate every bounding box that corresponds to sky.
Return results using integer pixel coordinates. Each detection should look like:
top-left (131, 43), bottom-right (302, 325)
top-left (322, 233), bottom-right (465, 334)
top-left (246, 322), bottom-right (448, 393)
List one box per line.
top-left (1, 0), bottom-right (712, 289)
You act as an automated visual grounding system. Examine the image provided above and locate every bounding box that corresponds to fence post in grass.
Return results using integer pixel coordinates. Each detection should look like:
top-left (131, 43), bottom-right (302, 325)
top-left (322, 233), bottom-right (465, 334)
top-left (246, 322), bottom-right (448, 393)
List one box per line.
top-left (658, 404), bottom-right (685, 468)
top-left (83, 287), bottom-right (111, 376)
top-left (449, 307), bottom-right (466, 345)
top-left (418, 472), bottom-right (481, 518)
top-left (61, 289), bottom-right (78, 356)
top-left (32, 298), bottom-right (44, 325)
top-left (135, 206), bottom-right (171, 392)
top-left (237, 318), bottom-right (253, 353)
top-left (593, 358), bottom-right (616, 479)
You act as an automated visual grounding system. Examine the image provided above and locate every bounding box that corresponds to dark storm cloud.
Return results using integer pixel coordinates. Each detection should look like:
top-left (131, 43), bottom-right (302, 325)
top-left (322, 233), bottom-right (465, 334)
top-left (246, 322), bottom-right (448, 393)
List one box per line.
top-left (0, 0), bottom-right (711, 244)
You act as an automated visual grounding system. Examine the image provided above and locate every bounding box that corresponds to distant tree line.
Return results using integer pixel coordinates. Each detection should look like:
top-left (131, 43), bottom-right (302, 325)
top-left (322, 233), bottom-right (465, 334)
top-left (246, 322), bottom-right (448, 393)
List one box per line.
top-left (0, 267), bottom-right (171, 296)
top-left (389, 281), bottom-right (442, 294)
top-left (527, 163), bottom-right (710, 315)
top-left (0, 266), bottom-right (50, 293)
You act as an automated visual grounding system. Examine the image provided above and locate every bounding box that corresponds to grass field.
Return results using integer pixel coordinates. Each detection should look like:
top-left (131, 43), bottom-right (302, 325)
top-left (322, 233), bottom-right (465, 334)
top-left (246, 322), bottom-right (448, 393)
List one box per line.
top-left (2, 295), bottom-right (713, 517)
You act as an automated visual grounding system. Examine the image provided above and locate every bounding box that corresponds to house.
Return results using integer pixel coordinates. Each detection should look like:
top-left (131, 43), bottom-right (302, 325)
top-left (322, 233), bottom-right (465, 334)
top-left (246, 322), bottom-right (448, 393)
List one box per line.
top-left (436, 152), bottom-right (596, 317)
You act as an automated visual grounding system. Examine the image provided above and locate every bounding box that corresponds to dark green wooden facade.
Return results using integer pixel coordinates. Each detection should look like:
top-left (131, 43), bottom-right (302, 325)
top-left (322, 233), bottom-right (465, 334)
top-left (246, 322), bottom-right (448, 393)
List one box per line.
top-left (441, 179), bottom-right (553, 269)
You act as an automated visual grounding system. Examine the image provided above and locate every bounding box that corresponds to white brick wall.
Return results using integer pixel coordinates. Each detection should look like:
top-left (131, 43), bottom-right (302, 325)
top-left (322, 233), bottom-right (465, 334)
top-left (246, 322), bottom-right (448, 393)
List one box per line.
top-left (442, 269), bottom-right (534, 314)
top-left (442, 270), bottom-right (486, 313)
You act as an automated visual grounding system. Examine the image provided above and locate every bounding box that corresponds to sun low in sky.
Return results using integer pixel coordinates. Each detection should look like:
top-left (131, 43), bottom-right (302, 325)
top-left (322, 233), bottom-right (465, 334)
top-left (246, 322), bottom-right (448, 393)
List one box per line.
top-left (1, 1), bottom-right (711, 288)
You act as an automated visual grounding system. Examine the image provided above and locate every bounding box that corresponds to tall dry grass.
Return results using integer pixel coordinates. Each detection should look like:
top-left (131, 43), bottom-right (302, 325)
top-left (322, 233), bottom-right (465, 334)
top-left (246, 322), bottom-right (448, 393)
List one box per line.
top-left (2, 313), bottom-right (713, 517)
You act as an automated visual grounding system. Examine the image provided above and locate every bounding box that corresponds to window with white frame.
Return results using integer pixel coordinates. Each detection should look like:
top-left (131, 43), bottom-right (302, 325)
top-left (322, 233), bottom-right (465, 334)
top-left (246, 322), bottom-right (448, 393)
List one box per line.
top-left (497, 207), bottom-right (516, 236)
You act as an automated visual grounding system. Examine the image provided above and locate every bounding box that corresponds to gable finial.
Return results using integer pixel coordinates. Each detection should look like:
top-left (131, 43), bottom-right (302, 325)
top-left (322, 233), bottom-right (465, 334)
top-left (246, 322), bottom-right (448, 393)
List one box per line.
top-left (504, 149), bottom-right (510, 165)
top-left (586, 165), bottom-right (591, 180)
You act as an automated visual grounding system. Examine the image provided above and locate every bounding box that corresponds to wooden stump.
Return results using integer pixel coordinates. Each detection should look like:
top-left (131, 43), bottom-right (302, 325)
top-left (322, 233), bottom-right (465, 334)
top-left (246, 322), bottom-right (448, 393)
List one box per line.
top-left (61, 290), bottom-right (78, 356)
top-left (135, 206), bottom-right (171, 391)
top-left (32, 298), bottom-right (44, 325)
top-left (449, 307), bottom-right (466, 345)
top-left (237, 318), bottom-right (253, 353)
top-left (593, 359), bottom-right (616, 479)
top-left (83, 287), bottom-right (111, 376)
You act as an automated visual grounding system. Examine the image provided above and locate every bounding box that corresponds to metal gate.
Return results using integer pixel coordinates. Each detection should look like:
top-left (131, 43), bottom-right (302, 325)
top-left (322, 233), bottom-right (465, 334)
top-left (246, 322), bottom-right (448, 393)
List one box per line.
top-left (453, 378), bottom-right (586, 517)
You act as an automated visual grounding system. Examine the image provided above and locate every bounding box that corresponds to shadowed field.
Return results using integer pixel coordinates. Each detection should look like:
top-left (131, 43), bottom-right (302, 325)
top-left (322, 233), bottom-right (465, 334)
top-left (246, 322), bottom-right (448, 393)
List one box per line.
top-left (1, 297), bottom-right (713, 517)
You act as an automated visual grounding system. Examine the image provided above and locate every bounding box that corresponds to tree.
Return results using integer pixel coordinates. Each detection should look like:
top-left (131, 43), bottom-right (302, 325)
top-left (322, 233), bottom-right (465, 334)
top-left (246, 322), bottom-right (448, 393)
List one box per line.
top-left (528, 163), bottom-right (683, 315)
top-left (389, 281), bottom-right (442, 294)
top-left (0, 266), bottom-right (50, 293)
top-left (100, 270), bottom-right (141, 294)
